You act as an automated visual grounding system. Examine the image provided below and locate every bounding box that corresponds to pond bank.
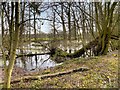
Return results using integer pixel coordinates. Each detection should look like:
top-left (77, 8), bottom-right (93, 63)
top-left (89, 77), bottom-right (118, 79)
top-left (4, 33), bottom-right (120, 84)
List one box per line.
top-left (10, 50), bottom-right (118, 88)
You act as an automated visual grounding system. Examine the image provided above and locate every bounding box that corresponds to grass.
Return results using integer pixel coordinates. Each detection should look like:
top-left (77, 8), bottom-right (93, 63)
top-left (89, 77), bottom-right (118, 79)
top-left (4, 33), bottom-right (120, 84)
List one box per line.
top-left (31, 37), bottom-right (63, 42)
top-left (11, 51), bottom-right (118, 88)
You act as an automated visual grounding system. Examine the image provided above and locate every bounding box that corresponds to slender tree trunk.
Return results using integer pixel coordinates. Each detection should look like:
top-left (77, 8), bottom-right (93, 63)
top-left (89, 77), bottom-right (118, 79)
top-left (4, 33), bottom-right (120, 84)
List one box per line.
top-left (19, 2), bottom-right (26, 65)
top-left (68, 3), bottom-right (71, 41)
top-left (53, 10), bottom-right (56, 40)
top-left (1, 4), bottom-right (4, 45)
top-left (89, 3), bottom-right (95, 39)
top-left (29, 3), bottom-right (31, 50)
top-left (94, 2), bottom-right (117, 55)
top-left (34, 9), bottom-right (37, 42)
top-left (4, 2), bottom-right (20, 88)
top-left (61, 3), bottom-right (66, 40)
top-left (61, 3), bottom-right (67, 51)
top-left (72, 9), bottom-right (77, 40)
top-left (20, 2), bottom-right (25, 49)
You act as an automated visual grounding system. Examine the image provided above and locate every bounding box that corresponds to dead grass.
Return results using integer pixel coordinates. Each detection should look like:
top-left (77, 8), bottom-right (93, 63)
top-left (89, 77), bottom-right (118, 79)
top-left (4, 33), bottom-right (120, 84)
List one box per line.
top-left (11, 50), bottom-right (118, 88)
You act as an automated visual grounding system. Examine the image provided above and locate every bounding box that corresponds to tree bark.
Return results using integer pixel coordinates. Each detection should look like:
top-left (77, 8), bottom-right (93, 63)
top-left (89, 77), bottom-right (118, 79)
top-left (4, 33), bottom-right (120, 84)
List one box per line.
top-left (4, 2), bottom-right (20, 88)
top-left (68, 3), bottom-right (71, 41)
top-left (0, 67), bottom-right (89, 84)
top-left (94, 2), bottom-right (118, 55)
top-left (61, 3), bottom-right (67, 40)
top-left (1, 4), bottom-right (4, 45)
top-left (50, 34), bottom-right (118, 61)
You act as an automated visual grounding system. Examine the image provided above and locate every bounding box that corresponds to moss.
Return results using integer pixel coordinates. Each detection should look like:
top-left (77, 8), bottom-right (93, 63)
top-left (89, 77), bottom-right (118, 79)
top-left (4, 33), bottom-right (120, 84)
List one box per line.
top-left (0, 84), bottom-right (3, 89)
top-left (12, 51), bottom-right (118, 88)
top-left (31, 37), bottom-right (63, 42)
top-left (55, 48), bottom-right (68, 57)
top-left (42, 70), bottom-right (50, 74)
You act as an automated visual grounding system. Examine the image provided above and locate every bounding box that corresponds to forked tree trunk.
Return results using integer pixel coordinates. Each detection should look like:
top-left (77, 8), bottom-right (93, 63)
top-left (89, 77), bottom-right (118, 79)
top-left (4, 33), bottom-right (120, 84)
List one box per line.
top-left (94, 2), bottom-right (117, 55)
top-left (4, 2), bottom-right (20, 88)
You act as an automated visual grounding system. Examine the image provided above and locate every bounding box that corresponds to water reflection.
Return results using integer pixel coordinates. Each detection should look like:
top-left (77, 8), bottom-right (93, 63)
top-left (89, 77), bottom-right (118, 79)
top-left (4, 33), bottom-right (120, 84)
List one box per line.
top-left (15, 54), bottom-right (57, 71)
top-left (0, 40), bottom-right (84, 71)
top-left (15, 41), bottom-right (83, 71)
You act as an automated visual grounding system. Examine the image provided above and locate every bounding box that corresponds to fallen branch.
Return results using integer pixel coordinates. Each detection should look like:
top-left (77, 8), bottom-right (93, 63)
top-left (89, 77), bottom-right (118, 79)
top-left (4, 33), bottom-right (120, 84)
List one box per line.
top-left (40, 67), bottom-right (89, 79)
top-left (16, 52), bottom-right (51, 58)
top-left (0, 67), bottom-right (89, 84)
top-left (111, 35), bottom-right (119, 40)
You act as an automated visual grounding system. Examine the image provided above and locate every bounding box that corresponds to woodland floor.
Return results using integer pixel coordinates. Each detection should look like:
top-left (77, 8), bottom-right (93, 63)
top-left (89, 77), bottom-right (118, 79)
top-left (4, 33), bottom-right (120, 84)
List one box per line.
top-left (0, 50), bottom-right (119, 88)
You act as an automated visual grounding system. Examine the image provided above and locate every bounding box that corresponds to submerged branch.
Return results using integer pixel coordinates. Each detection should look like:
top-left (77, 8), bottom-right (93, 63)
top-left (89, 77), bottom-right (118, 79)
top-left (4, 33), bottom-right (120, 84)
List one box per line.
top-left (16, 52), bottom-right (51, 58)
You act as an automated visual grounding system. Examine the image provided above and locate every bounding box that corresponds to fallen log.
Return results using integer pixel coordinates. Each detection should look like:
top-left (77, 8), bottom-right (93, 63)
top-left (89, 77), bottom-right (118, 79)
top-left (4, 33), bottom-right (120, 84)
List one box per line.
top-left (40, 67), bottom-right (89, 79)
top-left (51, 35), bottom-right (119, 58)
top-left (10, 35), bottom-right (118, 59)
top-left (0, 67), bottom-right (89, 84)
top-left (51, 37), bottom-right (99, 58)
top-left (16, 52), bottom-right (51, 58)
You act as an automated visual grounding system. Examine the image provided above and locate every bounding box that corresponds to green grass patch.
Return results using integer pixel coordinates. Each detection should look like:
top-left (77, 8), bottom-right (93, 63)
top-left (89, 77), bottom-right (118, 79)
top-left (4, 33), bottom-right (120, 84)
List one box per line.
top-left (31, 37), bottom-right (63, 42)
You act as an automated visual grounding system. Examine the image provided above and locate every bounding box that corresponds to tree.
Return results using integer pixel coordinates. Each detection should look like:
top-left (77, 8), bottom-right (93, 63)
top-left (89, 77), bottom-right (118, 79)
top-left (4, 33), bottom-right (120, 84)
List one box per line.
top-left (60, 3), bottom-right (67, 40)
top-left (67, 2), bottom-right (71, 41)
top-left (3, 2), bottom-right (20, 88)
top-left (1, 3), bottom-right (4, 45)
top-left (94, 2), bottom-right (118, 55)
top-left (49, 2), bottom-right (118, 58)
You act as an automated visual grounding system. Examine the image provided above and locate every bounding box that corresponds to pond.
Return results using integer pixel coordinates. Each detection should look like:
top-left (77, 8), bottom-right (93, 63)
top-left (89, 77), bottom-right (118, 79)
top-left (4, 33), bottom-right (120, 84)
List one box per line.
top-left (15, 40), bottom-right (84, 71)
top-left (0, 40), bottom-right (84, 71)
top-left (15, 54), bottom-right (60, 71)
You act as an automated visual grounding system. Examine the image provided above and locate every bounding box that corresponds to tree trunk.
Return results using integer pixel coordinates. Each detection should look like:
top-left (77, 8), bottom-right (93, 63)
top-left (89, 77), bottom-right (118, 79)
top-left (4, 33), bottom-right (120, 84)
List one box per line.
top-left (61, 3), bottom-right (67, 40)
top-left (50, 34), bottom-right (118, 62)
top-left (68, 3), bottom-right (71, 41)
top-left (94, 2), bottom-right (117, 55)
top-left (19, 2), bottom-right (25, 55)
top-left (4, 2), bottom-right (20, 88)
top-left (72, 9), bottom-right (77, 40)
top-left (9, 2), bottom-right (14, 56)
top-left (1, 4), bottom-right (4, 45)
top-left (61, 3), bottom-right (67, 51)
top-left (34, 6), bottom-right (37, 42)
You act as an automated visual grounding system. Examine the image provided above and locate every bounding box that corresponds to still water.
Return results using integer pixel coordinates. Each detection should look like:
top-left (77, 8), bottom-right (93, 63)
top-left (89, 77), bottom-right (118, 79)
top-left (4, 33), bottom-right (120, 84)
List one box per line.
top-left (0, 40), bottom-right (83, 71)
top-left (15, 54), bottom-right (59, 71)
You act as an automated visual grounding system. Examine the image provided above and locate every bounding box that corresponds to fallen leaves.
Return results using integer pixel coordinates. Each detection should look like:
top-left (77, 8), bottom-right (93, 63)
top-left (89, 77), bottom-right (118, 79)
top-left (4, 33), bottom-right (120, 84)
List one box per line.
top-left (11, 50), bottom-right (118, 88)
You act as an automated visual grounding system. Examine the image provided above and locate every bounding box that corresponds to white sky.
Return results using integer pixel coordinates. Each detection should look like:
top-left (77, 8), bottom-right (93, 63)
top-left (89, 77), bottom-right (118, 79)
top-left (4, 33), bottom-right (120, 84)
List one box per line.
top-left (0, 0), bottom-right (118, 34)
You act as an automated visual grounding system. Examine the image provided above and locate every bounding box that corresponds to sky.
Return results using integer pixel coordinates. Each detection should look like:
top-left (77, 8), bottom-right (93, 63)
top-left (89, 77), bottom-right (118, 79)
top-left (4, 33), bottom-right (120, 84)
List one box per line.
top-left (40, 12), bottom-right (52, 33)
top-left (0, 2), bottom-right (52, 34)
top-left (0, 0), bottom-right (118, 34)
